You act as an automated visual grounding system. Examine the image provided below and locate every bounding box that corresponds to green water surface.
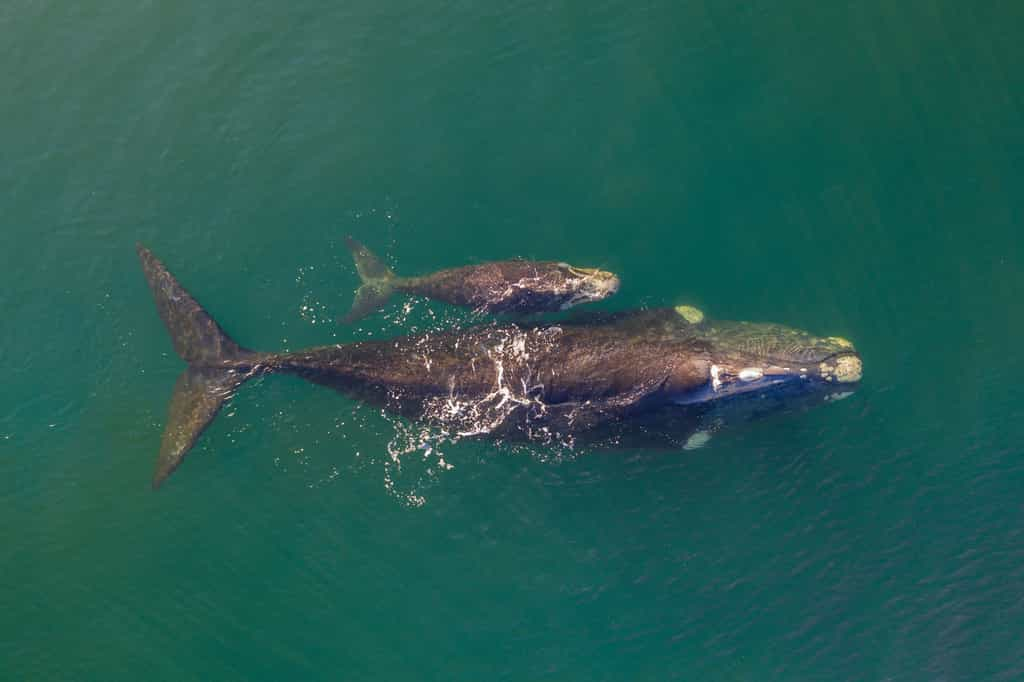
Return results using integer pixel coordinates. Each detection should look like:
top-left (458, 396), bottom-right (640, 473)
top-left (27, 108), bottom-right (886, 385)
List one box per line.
top-left (2, 1), bottom-right (1023, 680)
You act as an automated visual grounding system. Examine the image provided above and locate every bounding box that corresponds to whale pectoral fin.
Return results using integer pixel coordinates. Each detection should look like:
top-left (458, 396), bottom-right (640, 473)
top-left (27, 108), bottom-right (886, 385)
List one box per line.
top-left (682, 430), bottom-right (712, 450)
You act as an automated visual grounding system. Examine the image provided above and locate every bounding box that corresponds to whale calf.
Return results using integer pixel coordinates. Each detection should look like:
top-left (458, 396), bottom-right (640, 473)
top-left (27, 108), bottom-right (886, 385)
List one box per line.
top-left (342, 236), bottom-right (620, 322)
top-left (137, 245), bottom-right (862, 488)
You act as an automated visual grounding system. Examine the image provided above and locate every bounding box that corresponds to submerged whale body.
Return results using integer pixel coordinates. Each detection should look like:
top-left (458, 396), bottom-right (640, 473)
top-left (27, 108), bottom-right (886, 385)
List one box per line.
top-left (137, 245), bottom-right (862, 488)
top-left (342, 236), bottom-right (621, 322)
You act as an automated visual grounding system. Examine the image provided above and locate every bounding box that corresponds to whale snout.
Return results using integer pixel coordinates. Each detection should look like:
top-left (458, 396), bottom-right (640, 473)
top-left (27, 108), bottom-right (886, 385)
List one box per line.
top-left (559, 264), bottom-right (620, 303)
top-left (582, 269), bottom-right (620, 299)
top-left (598, 272), bottom-right (621, 296)
top-left (819, 352), bottom-right (862, 384)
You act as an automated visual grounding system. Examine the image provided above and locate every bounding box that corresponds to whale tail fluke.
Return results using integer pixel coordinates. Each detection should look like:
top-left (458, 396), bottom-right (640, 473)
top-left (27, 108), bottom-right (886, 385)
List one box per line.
top-left (137, 244), bottom-right (262, 489)
top-left (342, 236), bottom-right (398, 323)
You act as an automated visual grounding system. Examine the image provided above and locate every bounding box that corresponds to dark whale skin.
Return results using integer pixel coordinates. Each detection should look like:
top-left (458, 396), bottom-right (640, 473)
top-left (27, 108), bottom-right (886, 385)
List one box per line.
top-left (342, 236), bottom-right (620, 322)
top-left (397, 260), bottom-right (617, 313)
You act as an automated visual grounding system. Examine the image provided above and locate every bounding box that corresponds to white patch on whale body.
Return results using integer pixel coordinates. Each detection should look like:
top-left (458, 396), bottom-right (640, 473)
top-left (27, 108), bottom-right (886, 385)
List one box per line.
top-left (512, 335), bottom-right (527, 356)
top-left (683, 431), bottom-right (712, 450)
top-left (674, 305), bottom-right (704, 324)
top-left (819, 355), bottom-right (863, 383)
top-left (739, 367), bottom-right (764, 382)
top-left (710, 364), bottom-right (722, 391)
top-left (417, 328), bottom-right (560, 441)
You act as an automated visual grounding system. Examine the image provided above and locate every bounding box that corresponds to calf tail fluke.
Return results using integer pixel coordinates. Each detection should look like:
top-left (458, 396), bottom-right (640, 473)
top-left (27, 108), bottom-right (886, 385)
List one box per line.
top-left (342, 236), bottom-right (397, 323)
top-left (137, 244), bottom-right (261, 488)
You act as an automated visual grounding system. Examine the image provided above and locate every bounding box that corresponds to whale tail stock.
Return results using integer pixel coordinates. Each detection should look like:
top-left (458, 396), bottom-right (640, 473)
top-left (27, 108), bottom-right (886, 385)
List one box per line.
top-left (342, 235), bottom-right (398, 323)
top-left (137, 244), bottom-right (264, 489)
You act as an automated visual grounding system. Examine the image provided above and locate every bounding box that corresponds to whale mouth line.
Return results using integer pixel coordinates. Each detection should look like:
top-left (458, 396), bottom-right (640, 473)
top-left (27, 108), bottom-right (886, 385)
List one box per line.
top-left (672, 349), bottom-right (863, 407)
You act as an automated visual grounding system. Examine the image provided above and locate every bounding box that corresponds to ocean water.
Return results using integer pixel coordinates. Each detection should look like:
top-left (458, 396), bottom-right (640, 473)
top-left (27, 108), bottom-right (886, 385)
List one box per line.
top-left (2, 1), bottom-right (1023, 679)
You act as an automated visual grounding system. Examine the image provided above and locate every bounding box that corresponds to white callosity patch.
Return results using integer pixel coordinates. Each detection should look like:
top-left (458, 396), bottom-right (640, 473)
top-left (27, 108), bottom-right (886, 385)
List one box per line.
top-left (825, 336), bottom-right (854, 349)
top-left (834, 355), bottom-right (863, 382)
top-left (738, 367), bottom-right (764, 382)
top-left (819, 355), bottom-right (863, 383)
top-left (558, 269), bottom-right (617, 310)
top-left (674, 305), bottom-right (705, 324)
top-left (710, 364), bottom-right (722, 391)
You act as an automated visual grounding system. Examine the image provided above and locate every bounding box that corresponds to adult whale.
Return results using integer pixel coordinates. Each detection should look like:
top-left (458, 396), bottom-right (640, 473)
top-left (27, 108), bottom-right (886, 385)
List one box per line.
top-left (137, 245), bottom-right (862, 488)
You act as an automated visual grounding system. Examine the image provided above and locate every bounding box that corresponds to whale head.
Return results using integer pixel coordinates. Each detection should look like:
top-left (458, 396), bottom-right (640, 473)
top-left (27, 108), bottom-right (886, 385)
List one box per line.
top-left (673, 320), bottom-right (863, 406)
top-left (555, 264), bottom-right (620, 309)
